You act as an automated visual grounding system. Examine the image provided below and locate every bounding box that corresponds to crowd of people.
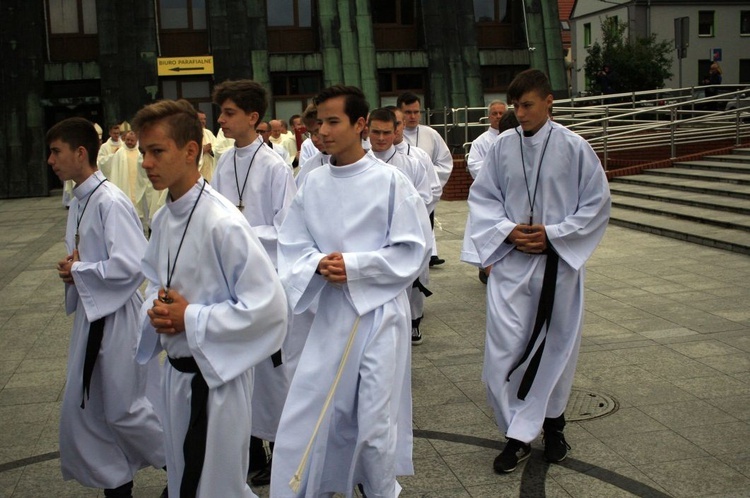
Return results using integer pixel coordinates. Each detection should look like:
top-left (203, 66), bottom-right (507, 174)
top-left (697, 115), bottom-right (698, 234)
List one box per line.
top-left (48, 68), bottom-right (610, 497)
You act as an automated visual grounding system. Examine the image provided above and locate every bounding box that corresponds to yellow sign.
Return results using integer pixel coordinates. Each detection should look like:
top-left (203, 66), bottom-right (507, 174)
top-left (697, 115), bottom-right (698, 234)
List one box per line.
top-left (157, 56), bottom-right (214, 76)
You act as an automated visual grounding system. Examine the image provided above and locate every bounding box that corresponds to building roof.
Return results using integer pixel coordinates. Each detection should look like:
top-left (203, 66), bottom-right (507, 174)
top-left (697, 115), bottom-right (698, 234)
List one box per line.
top-left (559, 0), bottom-right (576, 47)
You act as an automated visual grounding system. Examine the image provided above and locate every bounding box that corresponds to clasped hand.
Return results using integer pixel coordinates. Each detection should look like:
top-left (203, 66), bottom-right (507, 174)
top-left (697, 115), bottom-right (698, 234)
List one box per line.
top-left (318, 251), bottom-right (347, 283)
top-left (148, 288), bottom-right (188, 335)
top-left (57, 250), bottom-right (79, 285)
top-left (508, 224), bottom-right (547, 254)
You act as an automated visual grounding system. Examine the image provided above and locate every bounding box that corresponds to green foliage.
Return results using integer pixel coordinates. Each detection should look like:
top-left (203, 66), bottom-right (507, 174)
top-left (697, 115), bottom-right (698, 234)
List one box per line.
top-left (584, 17), bottom-right (673, 94)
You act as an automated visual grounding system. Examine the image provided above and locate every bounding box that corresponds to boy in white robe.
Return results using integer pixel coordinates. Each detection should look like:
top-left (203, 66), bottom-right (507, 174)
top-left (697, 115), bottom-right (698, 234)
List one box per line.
top-left (368, 107), bottom-right (433, 348)
top-left (49, 118), bottom-right (165, 497)
top-left (272, 85), bottom-right (432, 498)
top-left (133, 99), bottom-right (288, 497)
top-left (462, 69), bottom-right (611, 473)
top-left (210, 80), bottom-right (297, 487)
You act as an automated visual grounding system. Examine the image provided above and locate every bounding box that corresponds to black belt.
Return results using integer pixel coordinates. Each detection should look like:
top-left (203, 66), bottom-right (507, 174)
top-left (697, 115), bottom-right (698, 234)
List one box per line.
top-left (506, 249), bottom-right (559, 400)
top-left (81, 317), bottom-right (106, 409)
top-left (168, 356), bottom-right (208, 498)
top-left (412, 277), bottom-right (433, 297)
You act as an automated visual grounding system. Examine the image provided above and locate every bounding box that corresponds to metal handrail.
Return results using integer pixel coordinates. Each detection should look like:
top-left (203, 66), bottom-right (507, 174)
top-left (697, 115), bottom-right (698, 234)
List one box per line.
top-left (427, 85), bottom-right (750, 171)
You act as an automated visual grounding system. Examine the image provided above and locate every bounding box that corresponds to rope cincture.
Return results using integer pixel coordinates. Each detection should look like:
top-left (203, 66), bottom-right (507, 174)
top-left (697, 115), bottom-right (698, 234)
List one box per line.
top-left (289, 315), bottom-right (361, 492)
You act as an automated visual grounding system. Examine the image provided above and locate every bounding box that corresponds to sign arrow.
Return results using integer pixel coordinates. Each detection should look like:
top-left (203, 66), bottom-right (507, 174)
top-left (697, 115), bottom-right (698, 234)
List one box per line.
top-left (169, 66), bottom-right (205, 72)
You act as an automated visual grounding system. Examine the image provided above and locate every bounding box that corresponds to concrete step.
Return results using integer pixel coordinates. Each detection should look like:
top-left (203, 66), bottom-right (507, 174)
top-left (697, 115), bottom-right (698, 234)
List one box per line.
top-left (609, 182), bottom-right (750, 215)
top-left (609, 206), bottom-right (750, 255)
top-left (673, 160), bottom-right (750, 174)
top-left (612, 174), bottom-right (750, 200)
top-left (644, 167), bottom-right (750, 185)
top-left (708, 154), bottom-right (750, 164)
top-left (611, 194), bottom-right (750, 231)
top-left (734, 148), bottom-right (750, 156)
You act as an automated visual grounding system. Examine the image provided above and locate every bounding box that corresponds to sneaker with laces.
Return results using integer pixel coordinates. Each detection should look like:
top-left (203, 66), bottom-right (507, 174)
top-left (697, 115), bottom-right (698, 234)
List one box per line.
top-left (411, 327), bottom-right (423, 345)
top-left (543, 430), bottom-right (571, 463)
top-left (493, 438), bottom-right (531, 474)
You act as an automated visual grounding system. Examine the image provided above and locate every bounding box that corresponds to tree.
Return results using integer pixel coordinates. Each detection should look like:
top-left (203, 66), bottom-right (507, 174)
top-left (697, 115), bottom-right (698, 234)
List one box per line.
top-left (584, 17), bottom-right (673, 95)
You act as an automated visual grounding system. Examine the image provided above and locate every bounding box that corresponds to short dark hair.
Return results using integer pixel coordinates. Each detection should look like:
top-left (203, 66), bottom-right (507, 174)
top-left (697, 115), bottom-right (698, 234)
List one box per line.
top-left (368, 107), bottom-right (397, 128)
top-left (313, 85), bottom-right (369, 125)
top-left (289, 114), bottom-right (301, 124)
top-left (108, 123), bottom-right (120, 130)
top-left (396, 92), bottom-right (420, 108)
top-left (301, 104), bottom-right (318, 128)
top-left (498, 109), bottom-right (520, 133)
top-left (507, 69), bottom-right (553, 103)
top-left (212, 79), bottom-right (268, 120)
top-left (132, 99), bottom-right (203, 164)
top-left (46, 118), bottom-right (100, 166)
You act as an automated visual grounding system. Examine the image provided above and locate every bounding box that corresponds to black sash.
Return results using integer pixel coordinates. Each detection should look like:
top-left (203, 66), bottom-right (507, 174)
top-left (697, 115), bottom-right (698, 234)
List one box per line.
top-left (271, 349), bottom-right (283, 368)
top-left (506, 249), bottom-right (559, 400)
top-left (412, 278), bottom-right (433, 297)
top-left (81, 317), bottom-right (106, 409)
top-left (168, 356), bottom-right (209, 498)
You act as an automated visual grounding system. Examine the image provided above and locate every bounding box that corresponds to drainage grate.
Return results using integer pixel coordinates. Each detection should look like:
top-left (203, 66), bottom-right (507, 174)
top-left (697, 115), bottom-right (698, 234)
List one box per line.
top-left (566, 388), bottom-right (618, 421)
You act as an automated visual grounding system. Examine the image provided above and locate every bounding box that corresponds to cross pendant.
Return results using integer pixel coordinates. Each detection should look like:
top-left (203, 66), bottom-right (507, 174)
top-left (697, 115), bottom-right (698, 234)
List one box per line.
top-left (75, 231), bottom-right (80, 249)
top-left (237, 203), bottom-right (244, 212)
top-left (159, 289), bottom-right (174, 304)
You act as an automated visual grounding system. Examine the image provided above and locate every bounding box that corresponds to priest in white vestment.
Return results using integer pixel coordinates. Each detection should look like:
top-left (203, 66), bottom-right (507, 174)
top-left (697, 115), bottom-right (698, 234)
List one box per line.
top-left (97, 123), bottom-right (123, 177)
top-left (272, 86), bottom-right (432, 498)
top-left (463, 69), bottom-right (610, 474)
top-left (107, 131), bottom-right (147, 222)
top-left (198, 112), bottom-right (217, 181)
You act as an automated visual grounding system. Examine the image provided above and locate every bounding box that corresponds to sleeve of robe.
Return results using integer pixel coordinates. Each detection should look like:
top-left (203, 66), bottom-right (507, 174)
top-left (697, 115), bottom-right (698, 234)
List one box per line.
top-left (183, 222), bottom-right (288, 388)
top-left (466, 138), bottom-right (487, 180)
top-left (428, 127), bottom-right (455, 188)
top-left (277, 186), bottom-right (329, 315)
top-left (250, 165), bottom-right (297, 268)
top-left (544, 141), bottom-right (611, 271)
top-left (342, 176), bottom-right (432, 316)
top-left (67, 191), bottom-right (147, 322)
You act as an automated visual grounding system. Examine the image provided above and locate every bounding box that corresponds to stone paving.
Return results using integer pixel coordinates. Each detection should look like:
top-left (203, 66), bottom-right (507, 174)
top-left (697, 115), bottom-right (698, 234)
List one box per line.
top-left (1, 194), bottom-right (749, 497)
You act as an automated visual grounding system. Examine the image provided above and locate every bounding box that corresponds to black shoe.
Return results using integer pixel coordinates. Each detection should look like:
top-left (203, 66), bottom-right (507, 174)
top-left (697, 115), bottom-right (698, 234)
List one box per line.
top-left (478, 268), bottom-right (488, 284)
top-left (493, 439), bottom-right (531, 474)
top-left (429, 255), bottom-right (445, 267)
top-left (411, 327), bottom-right (423, 345)
top-left (543, 429), bottom-right (571, 463)
top-left (250, 457), bottom-right (272, 486)
top-left (104, 481), bottom-right (133, 498)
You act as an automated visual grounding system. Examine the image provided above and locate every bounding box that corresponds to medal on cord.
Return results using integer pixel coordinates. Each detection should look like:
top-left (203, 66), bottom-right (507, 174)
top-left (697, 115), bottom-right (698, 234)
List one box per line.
top-left (160, 180), bottom-right (207, 303)
top-left (517, 125), bottom-right (553, 225)
top-left (234, 137), bottom-right (262, 212)
top-left (75, 177), bottom-right (107, 250)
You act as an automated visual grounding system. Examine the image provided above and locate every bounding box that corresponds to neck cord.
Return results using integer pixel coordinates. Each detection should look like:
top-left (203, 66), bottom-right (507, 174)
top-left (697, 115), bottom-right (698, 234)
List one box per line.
top-left (233, 137), bottom-right (262, 211)
top-left (75, 177), bottom-right (107, 250)
top-left (161, 180), bottom-right (207, 303)
top-left (517, 124), bottom-right (553, 224)
top-left (383, 148), bottom-right (398, 164)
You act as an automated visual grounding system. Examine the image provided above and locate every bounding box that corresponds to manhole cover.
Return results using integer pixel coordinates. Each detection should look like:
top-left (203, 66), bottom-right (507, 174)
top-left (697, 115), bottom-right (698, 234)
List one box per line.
top-left (565, 388), bottom-right (618, 421)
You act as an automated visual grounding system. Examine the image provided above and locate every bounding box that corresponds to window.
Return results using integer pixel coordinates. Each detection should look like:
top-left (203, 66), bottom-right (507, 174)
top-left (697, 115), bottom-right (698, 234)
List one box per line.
top-left (267, 0), bottom-right (317, 53)
top-left (158, 0), bottom-right (208, 56)
top-left (45, 0), bottom-right (98, 61)
top-left (741, 11), bottom-right (750, 35)
top-left (267, 0), bottom-right (312, 27)
top-left (473, 0), bottom-right (510, 23)
top-left (378, 71), bottom-right (426, 95)
top-left (699, 11), bottom-right (714, 37)
top-left (372, 0), bottom-right (420, 50)
top-left (481, 65), bottom-right (525, 93)
top-left (474, 0), bottom-right (520, 48)
top-left (740, 60), bottom-right (750, 84)
top-left (584, 23), bottom-right (592, 47)
top-left (270, 72), bottom-right (322, 120)
top-left (161, 78), bottom-right (215, 131)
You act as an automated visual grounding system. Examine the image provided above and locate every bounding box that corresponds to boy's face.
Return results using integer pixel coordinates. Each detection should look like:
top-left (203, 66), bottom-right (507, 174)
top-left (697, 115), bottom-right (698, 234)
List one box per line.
top-left (400, 101), bottom-right (421, 129)
top-left (512, 91), bottom-right (552, 134)
top-left (393, 109), bottom-right (405, 144)
top-left (317, 96), bottom-right (364, 158)
top-left (368, 119), bottom-right (395, 153)
top-left (109, 126), bottom-right (121, 141)
top-left (307, 122), bottom-right (325, 152)
top-left (217, 99), bottom-right (257, 142)
top-left (48, 139), bottom-right (87, 184)
top-left (139, 122), bottom-right (199, 196)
